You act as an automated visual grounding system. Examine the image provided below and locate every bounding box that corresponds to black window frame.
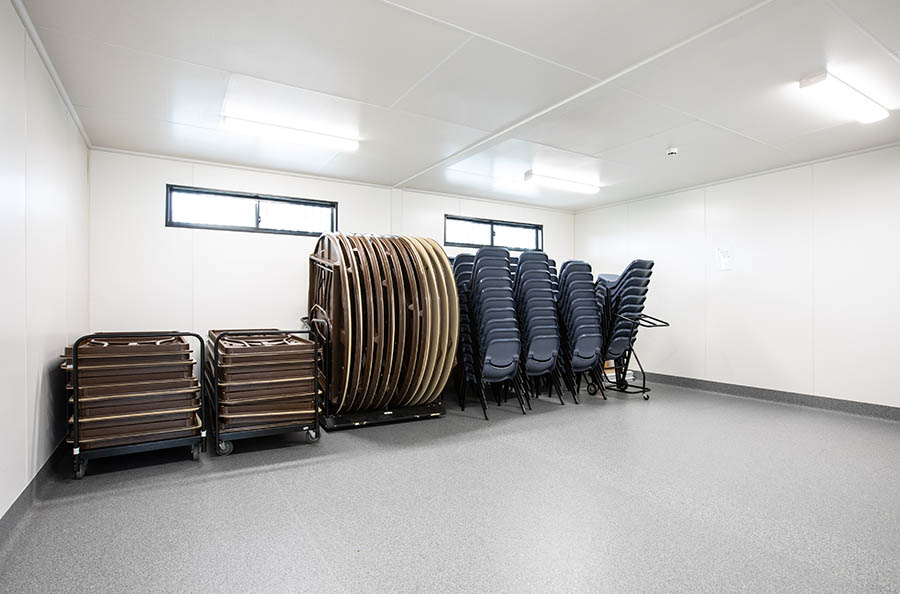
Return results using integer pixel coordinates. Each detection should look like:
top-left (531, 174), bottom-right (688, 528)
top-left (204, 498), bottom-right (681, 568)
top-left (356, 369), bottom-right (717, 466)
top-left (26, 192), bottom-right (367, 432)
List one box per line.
top-left (165, 184), bottom-right (338, 237)
top-left (444, 214), bottom-right (543, 251)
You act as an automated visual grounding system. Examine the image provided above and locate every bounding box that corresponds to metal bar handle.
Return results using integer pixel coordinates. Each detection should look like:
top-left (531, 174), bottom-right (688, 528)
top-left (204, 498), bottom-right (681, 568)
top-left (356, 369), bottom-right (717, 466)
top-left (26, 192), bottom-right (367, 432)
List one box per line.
top-left (615, 312), bottom-right (670, 329)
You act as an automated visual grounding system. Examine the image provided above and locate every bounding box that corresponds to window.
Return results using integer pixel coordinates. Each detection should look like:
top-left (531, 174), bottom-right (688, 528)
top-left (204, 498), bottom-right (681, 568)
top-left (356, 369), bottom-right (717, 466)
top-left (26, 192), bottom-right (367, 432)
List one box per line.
top-left (166, 184), bottom-right (337, 236)
top-left (444, 215), bottom-right (543, 251)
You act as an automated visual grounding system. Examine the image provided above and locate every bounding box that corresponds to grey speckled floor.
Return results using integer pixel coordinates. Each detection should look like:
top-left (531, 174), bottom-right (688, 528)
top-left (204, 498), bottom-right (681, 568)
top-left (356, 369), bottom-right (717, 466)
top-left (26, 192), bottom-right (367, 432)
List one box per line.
top-left (2, 384), bottom-right (900, 594)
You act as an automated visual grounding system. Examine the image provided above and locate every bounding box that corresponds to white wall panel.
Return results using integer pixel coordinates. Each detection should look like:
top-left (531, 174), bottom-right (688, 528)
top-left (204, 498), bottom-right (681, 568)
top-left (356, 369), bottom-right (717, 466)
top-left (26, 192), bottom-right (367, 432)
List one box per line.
top-left (574, 144), bottom-right (900, 408)
top-left (573, 202), bottom-right (630, 274)
top-left (627, 191), bottom-right (707, 380)
top-left (89, 153), bottom-right (575, 340)
top-left (0, 6), bottom-right (90, 521)
top-left (0, 0), bottom-right (28, 517)
top-left (397, 190), bottom-right (460, 251)
top-left (89, 151), bottom-right (194, 331)
top-left (25, 40), bottom-right (81, 477)
top-left (705, 169), bottom-right (814, 393)
top-left (812, 146), bottom-right (900, 406)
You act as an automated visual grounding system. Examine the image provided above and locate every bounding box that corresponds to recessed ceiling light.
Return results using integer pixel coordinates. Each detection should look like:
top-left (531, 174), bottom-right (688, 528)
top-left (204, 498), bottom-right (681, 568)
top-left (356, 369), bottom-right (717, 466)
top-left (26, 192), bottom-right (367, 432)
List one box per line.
top-left (799, 72), bottom-right (889, 124)
top-left (523, 170), bottom-right (601, 194)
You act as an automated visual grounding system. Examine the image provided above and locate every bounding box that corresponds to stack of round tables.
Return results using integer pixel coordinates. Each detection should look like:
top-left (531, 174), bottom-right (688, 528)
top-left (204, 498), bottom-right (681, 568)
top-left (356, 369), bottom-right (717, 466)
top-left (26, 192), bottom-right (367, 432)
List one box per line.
top-left (309, 233), bottom-right (458, 415)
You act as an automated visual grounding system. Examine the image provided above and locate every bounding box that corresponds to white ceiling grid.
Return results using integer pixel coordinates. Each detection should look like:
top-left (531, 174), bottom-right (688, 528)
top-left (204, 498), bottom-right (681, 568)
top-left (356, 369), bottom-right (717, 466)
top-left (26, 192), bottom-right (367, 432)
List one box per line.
top-left (21, 0), bottom-right (900, 210)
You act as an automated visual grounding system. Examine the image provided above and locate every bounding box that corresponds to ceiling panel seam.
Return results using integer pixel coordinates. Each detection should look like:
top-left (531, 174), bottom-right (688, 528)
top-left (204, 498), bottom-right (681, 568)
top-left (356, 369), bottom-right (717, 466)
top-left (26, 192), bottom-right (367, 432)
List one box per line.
top-left (388, 36), bottom-right (474, 108)
top-left (824, 0), bottom-right (900, 68)
top-left (380, 0), bottom-right (603, 81)
top-left (390, 0), bottom-right (779, 188)
top-left (613, 88), bottom-right (793, 155)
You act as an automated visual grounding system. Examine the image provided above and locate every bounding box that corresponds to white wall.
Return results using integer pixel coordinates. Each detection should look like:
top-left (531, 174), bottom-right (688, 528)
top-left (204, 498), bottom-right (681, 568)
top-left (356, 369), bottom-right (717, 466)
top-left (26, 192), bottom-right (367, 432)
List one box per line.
top-left (0, 0), bottom-right (90, 520)
top-left (89, 150), bottom-right (574, 334)
top-left (574, 144), bottom-right (900, 408)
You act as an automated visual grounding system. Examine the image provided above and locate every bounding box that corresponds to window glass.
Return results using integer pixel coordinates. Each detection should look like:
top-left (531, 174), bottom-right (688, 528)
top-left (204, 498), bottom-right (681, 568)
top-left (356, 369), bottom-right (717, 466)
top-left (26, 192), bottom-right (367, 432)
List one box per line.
top-left (445, 217), bottom-right (492, 246)
top-left (169, 191), bottom-right (256, 228)
top-left (166, 185), bottom-right (336, 236)
top-left (258, 200), bottom-right (332, 233)
top-left (444, 215), bottom-right (542, 251)
top-left (493, 224), bottom-right (538, 251)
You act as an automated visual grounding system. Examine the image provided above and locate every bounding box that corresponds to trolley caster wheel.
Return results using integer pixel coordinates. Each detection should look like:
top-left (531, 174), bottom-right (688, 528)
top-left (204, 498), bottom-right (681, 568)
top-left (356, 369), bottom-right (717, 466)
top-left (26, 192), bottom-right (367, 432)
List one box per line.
top-left (216, 440), bottom-right (234, 456)
top-left (73, 459), bottom-right (87, 480)
top-left (586, 383), bottom-right (598, 396)
top-left (304, 430), bottom-right (320, 444)
top-left (191, 444), bottom-right (201, 461)
top-left (643, 393), bottom-right (650, 401)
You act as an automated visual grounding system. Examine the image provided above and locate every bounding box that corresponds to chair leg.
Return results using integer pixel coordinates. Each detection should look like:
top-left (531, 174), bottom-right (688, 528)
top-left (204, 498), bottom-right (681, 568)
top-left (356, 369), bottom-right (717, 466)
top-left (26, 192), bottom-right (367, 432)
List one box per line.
top-left (512, 379), bottom-right (527, 415)
top-left (552, 374), bottom-right (565, 405)
top-left (520, 376), bottom-right (532, 410)
top-left (478, 382), bottom-right (489, 421)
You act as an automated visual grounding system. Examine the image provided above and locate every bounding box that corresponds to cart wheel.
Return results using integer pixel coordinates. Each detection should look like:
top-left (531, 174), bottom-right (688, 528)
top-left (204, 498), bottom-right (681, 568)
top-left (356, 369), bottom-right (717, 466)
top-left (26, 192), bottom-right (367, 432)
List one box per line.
top-left (304, 430), bottom-right (320, 444)
top-left (74, 459), bottom-right (87, 480)
top-left (643, 393), bottom-right (651, 401)
top-left (586, 383), bottom-right (598, 396)
top-left (216, 440), bottom-right (234, 456)
top-left (191, 444), bottom-right (201, 461)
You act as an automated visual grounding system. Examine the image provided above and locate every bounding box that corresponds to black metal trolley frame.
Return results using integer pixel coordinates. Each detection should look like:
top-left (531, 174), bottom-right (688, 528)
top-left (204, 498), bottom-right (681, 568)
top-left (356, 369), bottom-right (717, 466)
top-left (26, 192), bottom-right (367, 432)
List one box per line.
top-left (304, 315), bottom-right (445, 431)
top-left (593, 313), bottom-right (670, 400)
top-left (69, 331), bottom-right (207, 479)
top-left (205, 328), bottom-right (321, 455)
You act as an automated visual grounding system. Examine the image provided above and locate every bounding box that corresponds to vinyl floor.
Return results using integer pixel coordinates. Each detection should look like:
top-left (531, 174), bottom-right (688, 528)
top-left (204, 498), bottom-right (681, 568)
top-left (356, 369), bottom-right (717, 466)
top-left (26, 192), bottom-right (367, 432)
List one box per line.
top-left (1, 383), bottom-right (899, 593)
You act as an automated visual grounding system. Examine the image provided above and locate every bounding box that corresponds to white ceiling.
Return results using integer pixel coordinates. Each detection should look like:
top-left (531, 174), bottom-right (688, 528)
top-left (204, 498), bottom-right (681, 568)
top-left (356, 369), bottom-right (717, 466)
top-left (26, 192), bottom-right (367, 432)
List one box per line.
top-left (23, 0), bottom-right (900, 211)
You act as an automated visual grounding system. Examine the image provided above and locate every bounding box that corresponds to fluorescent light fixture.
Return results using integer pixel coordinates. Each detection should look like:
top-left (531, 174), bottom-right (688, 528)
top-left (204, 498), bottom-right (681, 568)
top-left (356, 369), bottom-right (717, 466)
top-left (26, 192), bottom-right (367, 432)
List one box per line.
top-left (799, 72), bottom-right (889, 124)
top-left (523, 170), bottom-right (600, 194)
top-left (222, 116), bottom-right (360, 152)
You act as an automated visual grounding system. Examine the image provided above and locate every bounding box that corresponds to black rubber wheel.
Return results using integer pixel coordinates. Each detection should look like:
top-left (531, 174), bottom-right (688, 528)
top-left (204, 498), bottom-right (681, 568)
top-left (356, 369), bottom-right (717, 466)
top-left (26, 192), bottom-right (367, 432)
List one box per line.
top-left (586, 383), bottom-right (598, 396)
top-left (216, 440), bottom-right (234, 456)
top-left (191, 444), bottom-right (200, 461)
top-left (643, 393), bottom-right (650, 401)
top-left (304, 430), bottom-right (320, 444)
top-left (74, 459), bottom-right (87, 480)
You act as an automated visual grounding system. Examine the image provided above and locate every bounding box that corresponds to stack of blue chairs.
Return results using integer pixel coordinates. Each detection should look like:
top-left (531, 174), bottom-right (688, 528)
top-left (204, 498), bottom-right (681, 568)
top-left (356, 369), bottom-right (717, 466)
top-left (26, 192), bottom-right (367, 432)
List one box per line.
top-left (557, 260), bottom-right (604, 399)
top-left (452, 254), bottom-right (480, 414)
top-left (468, 247), bottom-right (527, 416)
top-left (548, 258), bottom-right (560, 302)
top-left (594, 260), bottom-right (656, 395)
top-left (513, 251), bottom-right (565, 405)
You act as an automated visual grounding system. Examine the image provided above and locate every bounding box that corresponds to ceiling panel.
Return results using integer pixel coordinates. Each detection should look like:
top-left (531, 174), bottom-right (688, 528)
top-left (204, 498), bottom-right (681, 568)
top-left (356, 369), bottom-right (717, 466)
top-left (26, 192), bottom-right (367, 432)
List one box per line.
top-left (615, 0), bottom-right (900, 151)
top-left (37, 28), bottom-right (228, 128)
top-left (315, 108), bottom-right (487, 185)
top-left (22, 0), bottom-right (900, 210)
top-left (393, 37), bottom-right (593, 131)
top-left (385, 0), bottom-right (764, 78)
top-left (23, 0), bottom-right (468, 106)
top-left (405, 138), bottom-right (637, 210)
top-left (777, 114), bottom-right (900, 161)
top-left (595, 121), bottom-right (793, 200)
top-left (79, 97), bottom-right (486, 187)
top-left (831, 0), bottom-right (900, 52)
top-left (513, 84), bottom-right (695, 155)
top-left (77, 107), bottom-right (342, 174)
